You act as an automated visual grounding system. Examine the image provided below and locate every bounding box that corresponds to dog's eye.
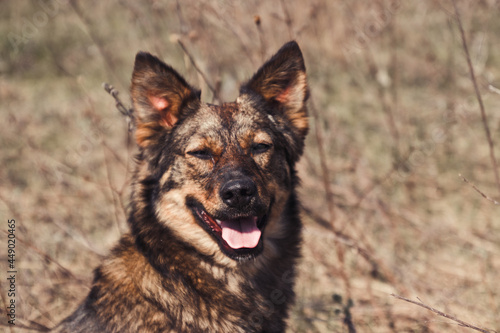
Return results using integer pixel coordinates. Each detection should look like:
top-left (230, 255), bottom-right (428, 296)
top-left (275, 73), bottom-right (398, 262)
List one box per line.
top-left (251, 143), bottom-right (272, 154)
top-left (187, 149), bottom-right (212, 160)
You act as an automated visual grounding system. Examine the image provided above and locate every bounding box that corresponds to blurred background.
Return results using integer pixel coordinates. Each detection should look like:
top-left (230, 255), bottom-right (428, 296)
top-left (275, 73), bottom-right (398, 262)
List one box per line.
top-left (1, 0), bottom-right (500, 332)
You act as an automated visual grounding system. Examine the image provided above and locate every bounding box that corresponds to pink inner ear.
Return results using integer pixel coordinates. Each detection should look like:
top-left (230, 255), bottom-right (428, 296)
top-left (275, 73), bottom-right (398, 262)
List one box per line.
top-left (148, 95), bottom-right (169, 110)
top-left (275, 85), bottom-right (292, 104)
top-left (160, 113), bottom-right (178, 128)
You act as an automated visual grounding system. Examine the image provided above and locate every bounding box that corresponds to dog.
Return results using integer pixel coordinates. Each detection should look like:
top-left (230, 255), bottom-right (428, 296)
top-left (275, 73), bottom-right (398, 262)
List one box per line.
top-left (53, 41), bottom-right (309, 333)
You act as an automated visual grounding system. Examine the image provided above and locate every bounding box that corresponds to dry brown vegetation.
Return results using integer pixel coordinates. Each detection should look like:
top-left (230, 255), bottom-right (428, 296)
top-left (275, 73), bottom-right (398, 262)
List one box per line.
top-left (1, 0), bottom-right (500, 332)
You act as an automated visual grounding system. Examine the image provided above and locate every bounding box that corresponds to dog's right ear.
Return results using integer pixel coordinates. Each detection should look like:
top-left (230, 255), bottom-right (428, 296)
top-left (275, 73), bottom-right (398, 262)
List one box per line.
top-left (239, 41), bottom-right (309, 161)
top-left (131, 52), bottom-right (200, 148)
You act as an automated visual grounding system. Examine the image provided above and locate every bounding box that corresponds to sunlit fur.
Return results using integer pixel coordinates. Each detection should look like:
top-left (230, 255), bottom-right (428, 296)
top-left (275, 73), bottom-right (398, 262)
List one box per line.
top-left (53, 41), bottom-right (309, 333)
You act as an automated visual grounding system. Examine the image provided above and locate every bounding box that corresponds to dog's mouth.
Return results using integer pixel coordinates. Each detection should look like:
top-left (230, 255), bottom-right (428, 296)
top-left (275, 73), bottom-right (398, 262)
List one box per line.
top-left (196, 209), bottom-right (262, 249)
top-left (188, 200), bottom-right (268, 260)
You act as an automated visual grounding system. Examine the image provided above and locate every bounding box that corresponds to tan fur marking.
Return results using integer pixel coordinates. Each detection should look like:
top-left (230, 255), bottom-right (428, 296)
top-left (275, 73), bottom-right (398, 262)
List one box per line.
top-left (156, 187), bottom-right (237, 268)
top-left (135, 122), bottom-right (161, 147)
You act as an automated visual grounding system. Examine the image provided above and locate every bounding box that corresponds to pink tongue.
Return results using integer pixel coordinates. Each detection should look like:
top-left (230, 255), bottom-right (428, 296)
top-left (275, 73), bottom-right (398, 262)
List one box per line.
top-left (220, 217), bottom-right (261, 249)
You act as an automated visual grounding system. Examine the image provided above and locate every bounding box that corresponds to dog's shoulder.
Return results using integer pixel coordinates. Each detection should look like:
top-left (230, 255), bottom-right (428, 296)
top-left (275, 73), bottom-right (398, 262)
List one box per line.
top-left (53, 235), bottom-right (170, 332)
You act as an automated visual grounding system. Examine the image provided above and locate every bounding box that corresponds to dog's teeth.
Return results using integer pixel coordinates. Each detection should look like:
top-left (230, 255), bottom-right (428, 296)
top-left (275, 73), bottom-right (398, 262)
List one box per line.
top-left (216, 219), bottom-right (222, 225)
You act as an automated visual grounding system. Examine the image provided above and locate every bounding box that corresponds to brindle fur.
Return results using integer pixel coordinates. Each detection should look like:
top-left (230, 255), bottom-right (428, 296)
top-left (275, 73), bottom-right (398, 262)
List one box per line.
top-left (53, 41), bottom-right (309, 333)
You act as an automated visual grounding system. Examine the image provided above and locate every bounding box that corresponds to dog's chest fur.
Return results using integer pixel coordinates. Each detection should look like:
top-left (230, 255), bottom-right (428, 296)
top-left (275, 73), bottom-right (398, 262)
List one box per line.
top-left (56, 217), bottom-right (300, 333)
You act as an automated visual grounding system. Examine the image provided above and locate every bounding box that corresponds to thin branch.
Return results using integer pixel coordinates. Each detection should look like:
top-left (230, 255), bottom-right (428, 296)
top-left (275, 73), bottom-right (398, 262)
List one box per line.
top-left (88, 87), bottom-right (130, 233)
top-left (103, 83), bottom-right (135, 132)
top-left (100, 139), bottom-right (127, 167)
top-left (0, 192), bottom-right (19, 218)
top-left (307, 101), bottom-right (352, 302)
top-left (391, 294), bottom-right (497, 333)
top-left (351, 165), bottom-right (397, 210)
top-left (0, 284), bottom-right (14, 333)
top-left (306, 33), bottom-right (355, 333)
top-left (0, 321), bottom-right (50, 332)
top-left (101, 138), bottom-right (128, 235)
top-left (2, 231), bottom-right (83, 283)
top-left (459, 174), bottom-right (499, 205)
top-left (176, 39), bottom-right (219, 102)
top-left (302, 205), bottom-right (403, 290)
top-left (201, 4), bottom-right (256, 67)
top-left (50, 218), bottom-right (106, 257)
top-left (302, 207), bottom-right (377, 273)
top-left (279, 0), bottom-right (294, 40)
top-left (452, 0), bottom-right (500, 195)
top-left (102, 83), bottom-right (135, 194)
top-left (254, 15), bottom-right (267, 63)
top-left (69, 2), bottom-right (121, 86)
top-left (309, 99), bottom-right (336, 223)
top-left (489, 84), bottom-right (500, 96)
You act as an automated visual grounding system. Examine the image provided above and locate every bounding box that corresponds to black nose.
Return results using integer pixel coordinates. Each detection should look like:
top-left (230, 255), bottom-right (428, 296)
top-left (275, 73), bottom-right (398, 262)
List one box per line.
top-left (220, 178), bottom-right (257, 208)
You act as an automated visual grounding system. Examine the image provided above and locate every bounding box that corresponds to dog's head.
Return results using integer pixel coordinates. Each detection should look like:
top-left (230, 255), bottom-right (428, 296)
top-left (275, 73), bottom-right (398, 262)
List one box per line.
top-left (130, 42), bottom-right (308, 263)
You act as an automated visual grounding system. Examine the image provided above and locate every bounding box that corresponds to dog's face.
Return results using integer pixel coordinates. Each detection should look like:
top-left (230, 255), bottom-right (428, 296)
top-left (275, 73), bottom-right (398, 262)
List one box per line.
top-left (130, 42), bottom-right (308, 263)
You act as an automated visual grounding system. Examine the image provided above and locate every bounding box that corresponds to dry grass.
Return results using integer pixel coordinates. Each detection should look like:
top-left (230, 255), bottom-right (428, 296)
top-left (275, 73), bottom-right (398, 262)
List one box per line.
top-left (1, 0), bottom-right (500, 332)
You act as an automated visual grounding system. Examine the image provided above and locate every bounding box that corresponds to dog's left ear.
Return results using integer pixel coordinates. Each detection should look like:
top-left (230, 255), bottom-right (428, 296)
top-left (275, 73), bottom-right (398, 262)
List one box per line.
top-left (240, 41), bottom-right (309, 139)
top-left (131, 52), bottom-right (201, 148)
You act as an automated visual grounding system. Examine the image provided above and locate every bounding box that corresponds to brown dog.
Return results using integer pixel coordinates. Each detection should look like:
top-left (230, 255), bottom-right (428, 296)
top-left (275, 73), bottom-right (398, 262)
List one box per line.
top-left (54, 41), bottom-right (309, 333)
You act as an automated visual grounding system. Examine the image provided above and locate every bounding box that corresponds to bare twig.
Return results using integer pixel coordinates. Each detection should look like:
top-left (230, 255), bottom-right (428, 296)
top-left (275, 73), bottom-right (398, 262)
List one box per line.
top-left (452, 0), bottom-right (500, 195)
top-left (69, 2), bottom-right (121, 85)
top-left (0, 284), bottom-right (14, 333)
top-left (0, 192), bottom-right (19, 218)
top-left (51, 218), bottom-right (106, 257)
top-left (459, 174), bottom-right (499, 205)
top-left (309, 100), bottom-right (336, 223)
top-left (2, 231), bottom-right (83, 283)
top-left (362, 49), bottom-right (400, 156)
top-left (103, 83), bottom-right (135, 132)
top-left (489, 84), bottom-right (500, 96)
top-left (254, 15), bottom-right (267, 62)
top-left (302, 205), bottom-right (404, 292)
top-left (176, 39), bottom-right (219, 102)
top-left (352, 165), bottom-right (397, 210)
top-left (200, 4), bottom-right (256, 67)
top-left (0, 320), bottom-right (50, 332)
top-left (102, 83), bottom-right (135, 194)
top-left (303, 207), bottom-right (377, 273)
top-left (307, 35), bottom-right (355, 333)
top-left (95, 86), bottom-right (131, 232)
top-left (308, 100), bottom-right (351, 302)
top-left (391, 294), bottom-right (497, 333)
top-left (175, 0), bottom-right (188, 34)
top-left (279, 0), bottom-right (294, 40)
